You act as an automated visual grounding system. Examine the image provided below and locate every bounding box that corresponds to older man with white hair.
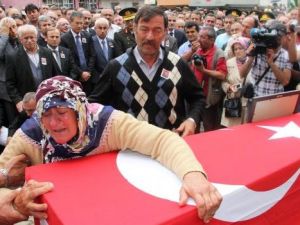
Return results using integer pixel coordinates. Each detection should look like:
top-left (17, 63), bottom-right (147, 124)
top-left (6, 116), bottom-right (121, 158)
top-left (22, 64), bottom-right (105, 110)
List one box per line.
top-left (5, 24), bottom-right (58, 112)
top-left (56, 17), bottom-right (70, 34)
top-left (92, 18), bottom-right (116, 83)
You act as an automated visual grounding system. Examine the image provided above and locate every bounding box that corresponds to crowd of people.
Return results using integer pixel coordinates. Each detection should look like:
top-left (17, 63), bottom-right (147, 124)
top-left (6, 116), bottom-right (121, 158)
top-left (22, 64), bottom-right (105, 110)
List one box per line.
top-left (0, 2), bottom-right (299, 224)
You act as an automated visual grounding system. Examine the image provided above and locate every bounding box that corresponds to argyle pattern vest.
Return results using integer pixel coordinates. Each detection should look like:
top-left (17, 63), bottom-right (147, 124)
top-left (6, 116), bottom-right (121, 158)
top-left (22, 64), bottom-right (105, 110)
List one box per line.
top-left (114, 51), bottom-right (184, 129)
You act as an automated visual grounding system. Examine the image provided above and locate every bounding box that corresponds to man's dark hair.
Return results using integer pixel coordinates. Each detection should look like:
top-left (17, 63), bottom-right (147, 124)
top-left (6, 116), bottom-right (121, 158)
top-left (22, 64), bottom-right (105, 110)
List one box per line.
top-left (70, 11), bottom-right (83, 22)
top-left (134, 6), bottom-right (168, 29)
top-left (205, 13), bottom-right (215, 19)
top-left (25, 4), bottom-right (39, 14)
top-left (184, 21), bottom-right (200, 32)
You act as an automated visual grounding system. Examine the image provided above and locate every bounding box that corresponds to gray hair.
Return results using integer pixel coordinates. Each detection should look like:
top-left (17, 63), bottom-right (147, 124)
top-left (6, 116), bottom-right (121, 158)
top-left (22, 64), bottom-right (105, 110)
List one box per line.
top-left (0, 17), bottom-right (16, 29)
top-left (201, 26), bottom-right (216, 40)
top-left (23, 92), bottom-right (36, 103)
top-left (94, 17), bottom-right (109, 27)
top-left (70, 11), bottom-right (83, 22)
top-left (56, 18), bottom-right (69, 28)
top-left (38, 15), bottom-right (51, 23)
top-left (17, 24), bottom-right (38, 38)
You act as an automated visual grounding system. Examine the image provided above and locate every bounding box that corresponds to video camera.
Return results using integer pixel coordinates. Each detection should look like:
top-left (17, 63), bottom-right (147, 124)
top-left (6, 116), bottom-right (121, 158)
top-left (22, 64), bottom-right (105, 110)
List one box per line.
top-left (192, 54), bottom-right (207, 68)
top-left (250, 28), bottom-right (279, 55)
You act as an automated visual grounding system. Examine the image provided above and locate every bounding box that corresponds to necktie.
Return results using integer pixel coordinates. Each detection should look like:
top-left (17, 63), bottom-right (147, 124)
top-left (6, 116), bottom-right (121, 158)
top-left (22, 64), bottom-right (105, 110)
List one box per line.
top-left (52, 49), bottom-right (61, 71)
top-left (75, 35), bottom-right (87, 69)
top-left (169, 31), bottom-right (174, 37)
top-left (102, 40), bottom-right (108, 61)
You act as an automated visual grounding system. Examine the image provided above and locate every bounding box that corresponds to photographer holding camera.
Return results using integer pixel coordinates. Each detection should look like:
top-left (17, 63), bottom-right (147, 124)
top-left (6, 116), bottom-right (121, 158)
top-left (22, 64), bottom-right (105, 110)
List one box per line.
top-left (240, 20), bottom-right (292, 97)
top-left (192, 26), bottom-right (227, 131)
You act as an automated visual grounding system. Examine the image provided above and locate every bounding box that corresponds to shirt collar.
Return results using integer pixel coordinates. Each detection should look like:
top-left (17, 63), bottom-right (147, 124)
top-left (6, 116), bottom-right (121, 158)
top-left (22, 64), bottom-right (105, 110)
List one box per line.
top-left (24, 45), bottom-right (39, 54)
top-left (47, 44), bottom-right (59, 51)
top-left (97, 36), bottom-right (107, 43)
top-left (133, 46), bottom-right (164, 65)
top-left (71, 29), bottom-right (80, 39)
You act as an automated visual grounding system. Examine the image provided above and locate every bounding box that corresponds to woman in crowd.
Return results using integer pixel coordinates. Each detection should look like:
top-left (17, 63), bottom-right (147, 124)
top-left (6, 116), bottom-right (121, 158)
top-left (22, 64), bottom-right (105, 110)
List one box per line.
top-left (0, 76), bottom-right (221, 224)
top-left (221, 37), bottom-right (251, 127)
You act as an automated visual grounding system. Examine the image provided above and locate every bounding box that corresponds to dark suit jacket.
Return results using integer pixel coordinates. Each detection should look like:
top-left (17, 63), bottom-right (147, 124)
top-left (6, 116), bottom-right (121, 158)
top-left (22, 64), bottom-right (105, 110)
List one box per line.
top-left (48, 46), bottom-right (77, 80)
top-left (85, 28), bottom-right (96, 36)
top-left (174, 29), bottom-right (187, 48)
top-left (60, 30), bottom-right (95, 80)
top-left (92, 36), bottom-right (115, 83)
top-left (37, 34), bottom-right (47, 47)
top-left (5, 46), bottom-right (58, 104)
top-left (163, 35), bottom-right (178, 53)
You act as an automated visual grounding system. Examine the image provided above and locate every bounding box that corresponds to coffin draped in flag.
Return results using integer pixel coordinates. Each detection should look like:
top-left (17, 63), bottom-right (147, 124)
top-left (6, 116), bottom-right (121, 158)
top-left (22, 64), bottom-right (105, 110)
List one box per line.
top-left (26, 113), bottom-right (300, 225)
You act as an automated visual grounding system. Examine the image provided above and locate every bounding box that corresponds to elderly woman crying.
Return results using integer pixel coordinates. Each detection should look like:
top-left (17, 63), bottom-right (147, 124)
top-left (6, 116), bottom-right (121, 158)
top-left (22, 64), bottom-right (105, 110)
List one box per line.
top-left (0, 76), bottom-right (222, 224)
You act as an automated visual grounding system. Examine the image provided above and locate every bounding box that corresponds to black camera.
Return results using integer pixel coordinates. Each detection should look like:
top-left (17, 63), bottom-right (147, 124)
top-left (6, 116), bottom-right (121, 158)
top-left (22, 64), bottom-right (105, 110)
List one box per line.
top-left (250, 28), bottom-right (279, 55)
top-left (192, 54), bottom-right (207, 67)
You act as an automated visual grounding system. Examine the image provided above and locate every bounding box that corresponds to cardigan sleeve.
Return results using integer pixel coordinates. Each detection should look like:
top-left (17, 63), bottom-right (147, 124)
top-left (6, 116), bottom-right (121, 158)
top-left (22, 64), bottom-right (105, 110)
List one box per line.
top-left (106, 110), bottom-right (205, 180)
top-left (0, 130), bottom-right (43, 187)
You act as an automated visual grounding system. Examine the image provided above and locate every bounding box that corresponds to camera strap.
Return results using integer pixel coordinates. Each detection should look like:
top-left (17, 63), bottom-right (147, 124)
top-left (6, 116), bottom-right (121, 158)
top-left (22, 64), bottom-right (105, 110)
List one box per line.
top-left (255, 52), bottom-right (281, 86)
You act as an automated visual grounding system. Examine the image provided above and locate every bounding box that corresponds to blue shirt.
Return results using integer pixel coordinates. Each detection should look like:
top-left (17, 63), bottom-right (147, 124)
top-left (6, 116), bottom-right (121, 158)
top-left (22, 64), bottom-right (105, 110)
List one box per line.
top-left (133, 46), bottom-right (164, 81)
top-left (178, 41), bottom-right (192, 56)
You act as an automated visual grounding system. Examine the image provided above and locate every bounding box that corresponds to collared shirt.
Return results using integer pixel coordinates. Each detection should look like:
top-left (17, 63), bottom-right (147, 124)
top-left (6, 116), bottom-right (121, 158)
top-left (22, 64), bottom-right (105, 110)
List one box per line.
top-left (107, 24), bottom-right (121, 40)
top-left (71, 29), bottom-right (81, 44)
top-left (24, 46), bottom-right (39, 67)
top-left (215, 32), bottom-right (231, 49)
top-left (168, 29), bottom-right (175, 37)
top-left (47, 45), bottom-right (60, 62)
top-left (96, 36), bottom-right (107, 49)
top-left (178, 41), bottom-right (192, 56)
top-left (133, 46), bottom-right (164, 81)
top-left (251, 48), bottom-right (292, 97)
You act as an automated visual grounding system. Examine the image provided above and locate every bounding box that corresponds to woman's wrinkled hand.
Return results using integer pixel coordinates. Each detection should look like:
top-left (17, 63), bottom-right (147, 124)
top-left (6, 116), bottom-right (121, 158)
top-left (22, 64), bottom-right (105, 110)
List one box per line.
top-left (179, 172), bottom-right (222, 223)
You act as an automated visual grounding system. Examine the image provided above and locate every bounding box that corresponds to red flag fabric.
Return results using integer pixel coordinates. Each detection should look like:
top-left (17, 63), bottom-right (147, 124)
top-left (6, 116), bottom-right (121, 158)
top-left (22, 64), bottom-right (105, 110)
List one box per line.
top-left (26, 114), bottom-right (300, 225)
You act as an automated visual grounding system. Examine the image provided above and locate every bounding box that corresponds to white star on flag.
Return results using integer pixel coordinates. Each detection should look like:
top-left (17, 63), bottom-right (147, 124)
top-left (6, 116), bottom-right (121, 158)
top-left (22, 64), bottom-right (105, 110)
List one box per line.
top-left (258, 121), bottom-right (300, 140)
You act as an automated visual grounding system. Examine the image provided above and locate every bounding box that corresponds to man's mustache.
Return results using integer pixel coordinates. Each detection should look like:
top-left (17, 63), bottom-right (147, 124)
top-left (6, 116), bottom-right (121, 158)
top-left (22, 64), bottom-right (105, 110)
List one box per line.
top-left (142, 40), bottom-right (155, 46)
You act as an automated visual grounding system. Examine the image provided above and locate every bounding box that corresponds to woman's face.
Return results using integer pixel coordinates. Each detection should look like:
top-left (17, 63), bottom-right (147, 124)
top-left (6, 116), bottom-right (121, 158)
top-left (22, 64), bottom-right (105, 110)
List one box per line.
top-left (233, 43), bottom-right (246, 59)
top-left (41, 107), bottom-right (78, 144)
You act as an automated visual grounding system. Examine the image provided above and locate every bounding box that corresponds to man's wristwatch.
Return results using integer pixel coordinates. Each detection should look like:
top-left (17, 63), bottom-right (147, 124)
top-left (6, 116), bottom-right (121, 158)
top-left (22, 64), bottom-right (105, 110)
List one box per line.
top-left (0, 168), bottom-right (9, 187)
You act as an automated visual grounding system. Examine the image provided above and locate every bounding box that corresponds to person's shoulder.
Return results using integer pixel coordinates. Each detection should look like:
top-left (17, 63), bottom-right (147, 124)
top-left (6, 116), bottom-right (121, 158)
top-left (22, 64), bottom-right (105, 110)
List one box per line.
top-left (58, 45), bottom-right (69, 52)
top-left (88, 103), bottom-right (115, 122)
top-left (115, 49), bottom-right (132, 65)
top-left (6, 47), bottom-right (19, 58)
top-left (20, 115), bottom-right (43, 143)
top-left (61, 30), bottom-right (72, 39)
top-left (174, 29), bottom-right (185, 35)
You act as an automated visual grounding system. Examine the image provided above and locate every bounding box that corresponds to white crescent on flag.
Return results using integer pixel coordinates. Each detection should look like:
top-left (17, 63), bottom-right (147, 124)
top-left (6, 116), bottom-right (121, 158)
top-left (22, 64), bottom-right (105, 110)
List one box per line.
top-left (117, 150), bottom-right (300, 222)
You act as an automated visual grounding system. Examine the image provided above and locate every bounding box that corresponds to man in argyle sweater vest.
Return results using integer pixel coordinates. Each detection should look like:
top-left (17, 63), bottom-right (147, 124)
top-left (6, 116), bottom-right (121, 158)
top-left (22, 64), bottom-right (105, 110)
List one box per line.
top-left (89, 46), bottom-right (205, 135)
top-left (89, 7), bottom-right (205, 137)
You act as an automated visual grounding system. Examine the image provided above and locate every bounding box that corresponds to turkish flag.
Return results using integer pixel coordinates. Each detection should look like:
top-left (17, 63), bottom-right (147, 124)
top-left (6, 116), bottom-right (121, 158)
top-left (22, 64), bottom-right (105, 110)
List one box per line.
top-left (26, 114), bottom-right (300, 225)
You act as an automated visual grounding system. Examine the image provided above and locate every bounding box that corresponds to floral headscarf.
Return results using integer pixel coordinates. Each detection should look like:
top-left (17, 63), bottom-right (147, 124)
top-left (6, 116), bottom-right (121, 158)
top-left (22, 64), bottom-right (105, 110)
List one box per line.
top-left (36, 76), bottom-right (92, 155)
